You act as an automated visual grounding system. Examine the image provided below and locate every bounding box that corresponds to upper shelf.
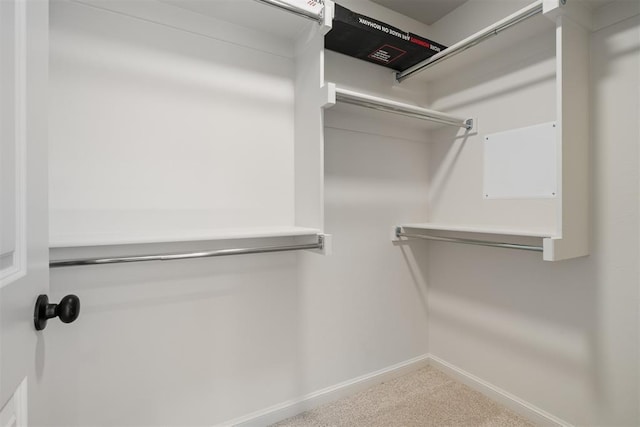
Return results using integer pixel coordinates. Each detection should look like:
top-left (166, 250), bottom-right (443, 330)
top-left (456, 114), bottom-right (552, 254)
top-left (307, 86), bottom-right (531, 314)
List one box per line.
top-left (397, 0), bottom-right (555, 83)
top-left (253, 0), bottom-right (325, 23)
top-left (162, 0), bottom-right (325, 39)
top-left (73, 0), bottom-right (331, 54)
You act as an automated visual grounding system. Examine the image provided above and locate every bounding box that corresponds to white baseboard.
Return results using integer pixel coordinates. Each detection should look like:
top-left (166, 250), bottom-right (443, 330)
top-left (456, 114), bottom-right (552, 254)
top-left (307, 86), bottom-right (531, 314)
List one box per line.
top-left (427, 354), bottom-right (572, 427)
top-left (218, 353), bottom-right (571, 427)
top-left (217, 354), bottom-right (430, 427)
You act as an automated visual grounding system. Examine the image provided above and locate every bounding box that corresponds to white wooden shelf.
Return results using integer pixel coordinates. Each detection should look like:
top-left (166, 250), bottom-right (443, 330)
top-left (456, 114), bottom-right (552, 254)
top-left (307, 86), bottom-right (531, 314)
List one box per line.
top-left (394, 223), bottom-right (567, 256)
top-left (76, 0), bottom-right (327, 47)
top-left (399, 223), bottom-right (555, 238)
top-left (322, 83), bottom-right (475, 130)
top-left (49, 226), bottom-right (329, 268)
top-left (50, 226), bottom-right (322, 248)
top-left (400, 2), bottom-right (555, 83)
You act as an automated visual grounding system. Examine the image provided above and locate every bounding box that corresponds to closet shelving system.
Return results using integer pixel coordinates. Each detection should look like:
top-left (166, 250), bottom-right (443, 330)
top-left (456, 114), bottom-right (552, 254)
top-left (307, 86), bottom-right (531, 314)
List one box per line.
top-left (49, 0), bottom-right (588, 266)
top-left (48, 0), bottom-right (335, 267)
top-left (322, 0), bottom-right (589, 262)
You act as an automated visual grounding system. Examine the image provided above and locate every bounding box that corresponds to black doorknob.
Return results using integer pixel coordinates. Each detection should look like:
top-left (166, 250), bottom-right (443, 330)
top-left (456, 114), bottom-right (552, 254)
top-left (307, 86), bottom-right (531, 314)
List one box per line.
top-left (34, 294), bottom-right (80, 331)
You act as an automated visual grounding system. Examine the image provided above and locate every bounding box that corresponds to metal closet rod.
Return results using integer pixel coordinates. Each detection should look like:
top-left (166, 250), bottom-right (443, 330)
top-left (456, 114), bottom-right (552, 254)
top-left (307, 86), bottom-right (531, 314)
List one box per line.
top-left (396, 0), bottom-right (545, 82)
top-left (50, 235), bottom-right (324, 268)
top-left (396, 229), bottom-right (543, 252)
top-left (335, 87), bottom-right (473, 129)
top-left (254, 0), bottom-right (324, 22)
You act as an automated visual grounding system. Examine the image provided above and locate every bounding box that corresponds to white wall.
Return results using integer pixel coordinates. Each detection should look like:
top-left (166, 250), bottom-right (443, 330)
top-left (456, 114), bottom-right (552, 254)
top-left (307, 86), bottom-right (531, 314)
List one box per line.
top-left (48, 1), bottom-right (296, 245)
top-left (424, 1), bottom-right (640, 425)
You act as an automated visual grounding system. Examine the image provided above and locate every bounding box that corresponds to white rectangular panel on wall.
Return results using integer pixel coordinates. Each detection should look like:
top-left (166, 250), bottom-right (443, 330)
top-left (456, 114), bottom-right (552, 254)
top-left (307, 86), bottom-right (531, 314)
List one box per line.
top-left (483, 121), bottom-right (557, 199)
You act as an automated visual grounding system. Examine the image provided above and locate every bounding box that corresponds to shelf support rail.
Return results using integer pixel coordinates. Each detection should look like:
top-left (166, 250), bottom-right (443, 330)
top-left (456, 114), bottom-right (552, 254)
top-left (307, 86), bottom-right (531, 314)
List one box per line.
top-left (253, 0), bottom-right (324, 23)
top-left (395, 0), bottom-right (544, 82)
top-left (395, 227), bottom-right (543, 253)
top-left (50, 235), bottom-right (325, 268)
top-left (335, 86), bottom-right (473, 130)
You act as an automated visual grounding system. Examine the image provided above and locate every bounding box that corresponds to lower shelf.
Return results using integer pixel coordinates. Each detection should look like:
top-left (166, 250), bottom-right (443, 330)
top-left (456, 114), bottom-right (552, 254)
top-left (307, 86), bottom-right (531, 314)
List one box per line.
top-left (49, 226), bottom-right (330, 268)
top-left (50, 226), bottom-right (322, 248)
top-left (394, 223), bottom-right (585, 262)
top-left (399, 223), bottom-right (555, 238)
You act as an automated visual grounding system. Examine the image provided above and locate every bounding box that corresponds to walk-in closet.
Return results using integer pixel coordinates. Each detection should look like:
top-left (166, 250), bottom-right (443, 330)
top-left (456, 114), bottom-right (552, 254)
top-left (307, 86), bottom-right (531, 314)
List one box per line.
top-left (1, 0), bottom-right (638, 425)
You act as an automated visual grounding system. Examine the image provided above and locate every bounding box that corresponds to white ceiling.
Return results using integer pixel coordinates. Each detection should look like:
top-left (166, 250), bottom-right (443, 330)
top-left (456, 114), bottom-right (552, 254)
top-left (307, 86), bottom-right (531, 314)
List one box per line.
top-left (370, 0), bottom-right (467, 25)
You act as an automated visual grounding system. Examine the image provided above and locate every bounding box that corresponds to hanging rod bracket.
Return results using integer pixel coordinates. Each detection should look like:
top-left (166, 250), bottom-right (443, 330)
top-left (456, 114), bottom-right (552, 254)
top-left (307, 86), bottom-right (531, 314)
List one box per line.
top-left (321, 82), bottom-right (337, 108)
top-left (394, 226), bottom-right (403, 240)
top-left (464, 118), bottom-right (474, 131)
top-left (322, 1), bottom-right (335, 34)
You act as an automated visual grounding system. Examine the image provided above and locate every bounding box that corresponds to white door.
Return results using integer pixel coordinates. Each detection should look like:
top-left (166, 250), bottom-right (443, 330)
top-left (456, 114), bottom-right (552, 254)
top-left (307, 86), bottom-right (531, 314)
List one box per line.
top-left (1, 0), bottom-right (49, 424)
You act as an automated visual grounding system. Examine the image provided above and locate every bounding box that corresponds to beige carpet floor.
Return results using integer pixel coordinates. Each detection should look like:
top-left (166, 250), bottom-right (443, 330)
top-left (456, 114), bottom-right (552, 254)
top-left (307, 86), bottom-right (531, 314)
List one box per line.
top-left (271, 366), bottom-right (534, 427)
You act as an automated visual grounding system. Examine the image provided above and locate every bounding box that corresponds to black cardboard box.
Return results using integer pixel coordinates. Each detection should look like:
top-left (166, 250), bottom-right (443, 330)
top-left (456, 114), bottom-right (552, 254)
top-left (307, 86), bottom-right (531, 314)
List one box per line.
top-left (325, 4), bottom-right (447, 72)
